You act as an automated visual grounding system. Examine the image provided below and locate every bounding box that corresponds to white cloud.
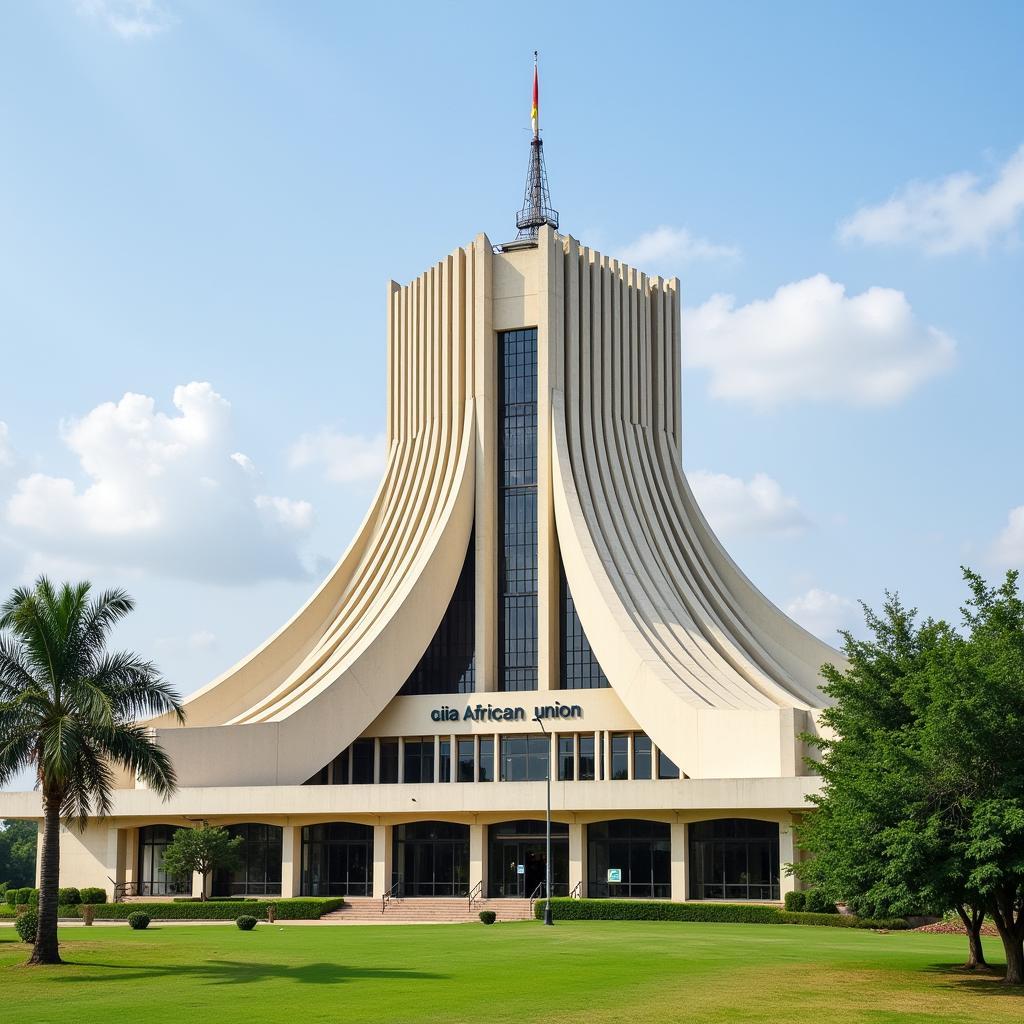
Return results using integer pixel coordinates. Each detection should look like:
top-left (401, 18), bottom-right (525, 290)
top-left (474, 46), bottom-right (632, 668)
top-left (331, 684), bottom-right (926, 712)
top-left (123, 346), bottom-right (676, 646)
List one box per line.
top-left (4, 382), bottom-right (314, 584)
top-left (990, 506), bottom-right (1024, 567)
top-left (839, 145), bottom-right (1024, 254)
top-left (75, 0), bottom-right (175, 39)
top-left (618, 225), bottom-right (740, 273)
top-left (785, 588), bottom-right (859, 643)
top-left (0, 422), bottom-right (13, 467)
top-left (682, 273), bottom-right (955, 407)
top-left (689, 470), bottom-right (809, 539)
top-left (289, 428), bottom-right (386, 485)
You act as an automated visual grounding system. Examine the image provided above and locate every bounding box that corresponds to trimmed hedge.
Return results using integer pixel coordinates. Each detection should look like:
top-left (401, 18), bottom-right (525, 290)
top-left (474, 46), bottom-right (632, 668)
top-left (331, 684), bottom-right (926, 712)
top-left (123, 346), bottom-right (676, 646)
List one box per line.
top-left (236, 916), bottom-right (258, 931)
top-left (783, 891), bottom-right (806, 912)
top-left (127, 912), bottom-right (150, 930)
top-left (479, 910), bottom-right (496, 925)
top-left (80, 887), bottom-right (107, 905)
top-left (58, 887), bottom-right (82, 906)
top-left (15, 909), bottom-right (38, 943)
top-left (534, 898), bottom-right (908, 930)
top-left (86, 898), bottom-right (344, 921)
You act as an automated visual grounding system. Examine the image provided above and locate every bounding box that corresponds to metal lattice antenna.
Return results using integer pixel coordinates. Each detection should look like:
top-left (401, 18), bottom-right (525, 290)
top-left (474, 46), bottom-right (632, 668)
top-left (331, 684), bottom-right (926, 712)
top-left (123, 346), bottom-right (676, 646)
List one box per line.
top-left (516, 52), bottom-right (558, 240)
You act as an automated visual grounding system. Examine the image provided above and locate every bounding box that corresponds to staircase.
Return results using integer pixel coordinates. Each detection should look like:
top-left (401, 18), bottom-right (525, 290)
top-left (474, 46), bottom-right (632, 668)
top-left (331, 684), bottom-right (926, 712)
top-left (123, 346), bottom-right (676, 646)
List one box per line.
top-left (322, 897), bottom-right (535, 924)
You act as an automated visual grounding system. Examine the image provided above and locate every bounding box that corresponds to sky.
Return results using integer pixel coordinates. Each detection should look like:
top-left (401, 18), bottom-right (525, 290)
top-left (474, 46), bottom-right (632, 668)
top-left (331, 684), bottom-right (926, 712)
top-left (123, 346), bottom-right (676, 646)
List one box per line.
top-left (1, 2), bottom-right (1023, 790)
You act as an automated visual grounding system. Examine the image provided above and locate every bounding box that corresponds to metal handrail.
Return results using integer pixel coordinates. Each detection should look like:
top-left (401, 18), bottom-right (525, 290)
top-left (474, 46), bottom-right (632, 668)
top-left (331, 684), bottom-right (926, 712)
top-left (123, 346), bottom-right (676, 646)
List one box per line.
top-left (467, 880), bottom-right (483, 911)
top-left (569, 880), bottom-right (583, 900)
top-left (381, 880), bottom-right (402, 915)
top-left (527, 881), bottom-right (545, 916)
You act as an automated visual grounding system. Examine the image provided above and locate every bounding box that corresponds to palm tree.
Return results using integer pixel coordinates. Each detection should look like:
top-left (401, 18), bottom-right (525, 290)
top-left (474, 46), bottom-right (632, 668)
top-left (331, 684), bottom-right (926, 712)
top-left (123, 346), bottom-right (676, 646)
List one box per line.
top-left (0, 578), bottom-right (184, 965)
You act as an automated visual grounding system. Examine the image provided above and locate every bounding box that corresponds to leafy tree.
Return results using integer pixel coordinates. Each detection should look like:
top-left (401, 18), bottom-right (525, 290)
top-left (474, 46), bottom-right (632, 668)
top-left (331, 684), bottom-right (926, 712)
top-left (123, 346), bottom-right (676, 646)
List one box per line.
top-left (0, 578), bottom-right (184, 965)
top-left (0, 819), bottom-right (38, 888)
top-left (795, 594), bottom-right (990, 969)
top-left (160, 825), bottom-right (243, 901)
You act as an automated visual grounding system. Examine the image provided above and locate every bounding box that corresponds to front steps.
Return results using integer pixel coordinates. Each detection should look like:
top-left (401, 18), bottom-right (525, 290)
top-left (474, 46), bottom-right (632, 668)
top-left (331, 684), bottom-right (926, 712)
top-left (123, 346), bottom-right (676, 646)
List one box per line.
top-left (322, 896), bottom-right (535, 924)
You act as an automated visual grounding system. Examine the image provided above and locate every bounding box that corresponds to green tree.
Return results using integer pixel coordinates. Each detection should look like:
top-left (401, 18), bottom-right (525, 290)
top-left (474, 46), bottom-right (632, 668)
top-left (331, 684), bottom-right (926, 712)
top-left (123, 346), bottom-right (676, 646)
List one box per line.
top-left (795, 594), bottom-right (990, 970)
top-left (0, 819), bottom-right (39, 888)
top-left (0, 578), bottom-right (184, 965)
top-left (159, 825), bottom-right (243, 901)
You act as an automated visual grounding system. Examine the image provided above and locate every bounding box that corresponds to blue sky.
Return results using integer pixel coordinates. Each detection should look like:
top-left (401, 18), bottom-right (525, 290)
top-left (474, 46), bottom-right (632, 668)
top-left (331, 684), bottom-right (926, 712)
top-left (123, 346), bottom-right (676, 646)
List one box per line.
top-left (1, 2), bottom-right (1023, 788)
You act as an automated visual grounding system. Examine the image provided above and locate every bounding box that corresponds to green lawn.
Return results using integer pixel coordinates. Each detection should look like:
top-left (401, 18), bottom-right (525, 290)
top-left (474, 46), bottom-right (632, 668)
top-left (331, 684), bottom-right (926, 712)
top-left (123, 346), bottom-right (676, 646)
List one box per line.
top-left (1, 921), bottom-right (1021, 1023)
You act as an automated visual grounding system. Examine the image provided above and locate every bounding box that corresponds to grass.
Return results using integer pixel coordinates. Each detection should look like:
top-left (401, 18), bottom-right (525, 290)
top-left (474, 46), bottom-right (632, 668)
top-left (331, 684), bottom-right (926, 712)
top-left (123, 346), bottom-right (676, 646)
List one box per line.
top-left (1, 920), bottom-right (1021, 1023)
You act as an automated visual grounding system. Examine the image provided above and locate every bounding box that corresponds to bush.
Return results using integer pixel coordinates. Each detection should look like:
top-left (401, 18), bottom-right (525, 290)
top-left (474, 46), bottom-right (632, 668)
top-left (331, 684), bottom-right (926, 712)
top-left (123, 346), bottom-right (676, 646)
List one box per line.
top-left (15, 909), bottom-right (38, 943)
top-left (783, 891), bottom-right (806, 912)
top-left (79, 887), bottom-right (107, 905)
top-left (803, 890), bottom-right (838, 915)
top-left (127, 912), bottom-right (150, 930)
top-left (5, 889), bottom-right (16, 908)
top-left (87, 898), bottom-right (344, 921)
top-left (478, 910), bottom-right (496, 925)
top-left (779, 911), bottom-right (909, 930)
top-left (58, 887), bottom-right (81, 906)
top-left (236, 915), bottom-right (258, 931)
top-left (17, 887), bottom-right (37, 906)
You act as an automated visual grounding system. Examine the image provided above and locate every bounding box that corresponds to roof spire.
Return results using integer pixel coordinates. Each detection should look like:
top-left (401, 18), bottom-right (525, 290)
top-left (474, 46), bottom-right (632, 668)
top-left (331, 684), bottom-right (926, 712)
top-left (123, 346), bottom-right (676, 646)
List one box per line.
top-left (515, 51), bottom-right (558, 241)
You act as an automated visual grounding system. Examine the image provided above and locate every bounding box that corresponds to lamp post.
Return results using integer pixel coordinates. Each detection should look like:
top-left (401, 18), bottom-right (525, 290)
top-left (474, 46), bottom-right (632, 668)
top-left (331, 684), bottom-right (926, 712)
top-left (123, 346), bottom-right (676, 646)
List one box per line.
top-left (532, 715), bottom-right (554, 926)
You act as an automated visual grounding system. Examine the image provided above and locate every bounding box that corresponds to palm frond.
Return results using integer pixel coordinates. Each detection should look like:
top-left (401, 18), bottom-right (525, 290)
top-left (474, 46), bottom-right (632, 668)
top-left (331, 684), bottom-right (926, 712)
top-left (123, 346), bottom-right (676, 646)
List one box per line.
top-left (92, 652), bottom-right (185, 724)
top-left (98, 724), bottom-right (178, 799)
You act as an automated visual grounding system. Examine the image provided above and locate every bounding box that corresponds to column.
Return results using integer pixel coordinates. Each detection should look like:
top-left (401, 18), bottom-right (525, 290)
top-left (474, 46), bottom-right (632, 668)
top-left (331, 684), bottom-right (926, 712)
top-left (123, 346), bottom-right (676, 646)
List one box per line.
top-left (779, 815), bottom-right (796, 898)
top-left (372, 824), bottom-right (392, 898)
top-left (280, 825), bottom-right (302, 898)
top-left (670, 822), bottom-right (688, 902)
top-left (105, 826), bottom-right (126, 892)
top-left (192, 870), bottom-right (206, 900)
top-left (568, 822), bottom-right (586, 897)
top-left (470, 823), bottom-right (487, 897)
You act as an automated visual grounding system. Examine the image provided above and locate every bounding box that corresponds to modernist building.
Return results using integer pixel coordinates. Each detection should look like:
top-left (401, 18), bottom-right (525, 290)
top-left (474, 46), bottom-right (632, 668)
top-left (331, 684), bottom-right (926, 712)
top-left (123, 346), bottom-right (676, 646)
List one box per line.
top-left (3, 81), bottom-right (839, 909)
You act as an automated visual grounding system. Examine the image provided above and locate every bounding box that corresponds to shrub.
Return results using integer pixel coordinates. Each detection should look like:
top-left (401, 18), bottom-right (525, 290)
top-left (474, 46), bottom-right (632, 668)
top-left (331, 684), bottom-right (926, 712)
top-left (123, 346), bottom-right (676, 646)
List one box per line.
top-left (87, 898), bottom-right (344, 921)
top-left (803, 890), bottom-right (838, 915)
top-left (127, 912), bottom-right (150, 930)
top-left (79, 887), bottom-right (107, 905)
top-left (236, 915), bottom-right (258, 931)
top-left (779, 911), bottom-right (909, 930)
top-left (15, 909), bottom-right (38, 943)
top-left (783, 891), bottom-right (806, 912)
top-left (17, 887), bottom-right (37, 906)
top-left (5, 889), bottom-right (16, 908)
top-left (58, 887), bottom-right (81, 906)
top-left (478, 910), bottom-right (496, 925)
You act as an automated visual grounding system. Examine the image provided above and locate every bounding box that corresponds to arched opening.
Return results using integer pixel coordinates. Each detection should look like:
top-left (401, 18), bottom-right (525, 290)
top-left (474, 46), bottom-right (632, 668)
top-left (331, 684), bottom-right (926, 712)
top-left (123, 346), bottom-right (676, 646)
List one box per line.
top-left (301, 822), bottom-right (374, 897)
top-left (211, 824), bottom-right (283, 898)
top-left (137, 824), bottom-right (192, 897)
top-left (587, 819), bottom-right (671, 899)
top-left (392, 821), bottom-right (469, 897)
top-left (487, 819), bottom-right (569, 898)
top-left (688, 818), bottom-right (780, 901)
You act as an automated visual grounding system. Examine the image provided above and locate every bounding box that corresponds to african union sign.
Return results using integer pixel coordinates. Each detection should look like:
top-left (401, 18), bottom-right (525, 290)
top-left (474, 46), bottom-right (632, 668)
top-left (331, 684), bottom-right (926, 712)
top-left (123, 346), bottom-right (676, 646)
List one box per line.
top-left (430, 702), bottom-right (584, 723)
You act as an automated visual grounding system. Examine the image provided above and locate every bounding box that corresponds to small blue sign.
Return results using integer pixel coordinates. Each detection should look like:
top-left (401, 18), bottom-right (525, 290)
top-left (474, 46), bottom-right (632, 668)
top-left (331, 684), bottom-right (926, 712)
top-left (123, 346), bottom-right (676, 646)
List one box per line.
top-left (517, 864), bottom-right (525, 875)
top-left (607, 868), bottom-right (622, 883)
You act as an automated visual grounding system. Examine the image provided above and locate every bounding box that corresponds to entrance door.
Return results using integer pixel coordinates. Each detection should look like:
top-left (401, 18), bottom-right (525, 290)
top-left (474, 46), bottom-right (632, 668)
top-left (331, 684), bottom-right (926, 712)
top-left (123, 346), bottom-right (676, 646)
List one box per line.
top-left (392, 822), bottom-right (470, 897)
top-left (488, 820), bottom-right (569, 898)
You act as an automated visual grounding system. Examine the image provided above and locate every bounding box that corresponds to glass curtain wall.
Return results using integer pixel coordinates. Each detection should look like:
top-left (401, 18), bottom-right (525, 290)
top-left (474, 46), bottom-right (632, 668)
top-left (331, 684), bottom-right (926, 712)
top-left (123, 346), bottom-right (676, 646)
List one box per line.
top-left (587, 819), bottom-right (671, 899)
top-left (498, 328), bottom-right (538, 691)
top-left (559, 561), bottom-right (609, 689)
top-left (137, 825), bottom-right (192, 897)
top-left (392, 822), bottom-right (470, 897)
top-left (688, 819), bottom-right (780, 901)
top-left (301, 823), bottom-right (374, 897)
top-left (211, 824), bottom-right (282, 897)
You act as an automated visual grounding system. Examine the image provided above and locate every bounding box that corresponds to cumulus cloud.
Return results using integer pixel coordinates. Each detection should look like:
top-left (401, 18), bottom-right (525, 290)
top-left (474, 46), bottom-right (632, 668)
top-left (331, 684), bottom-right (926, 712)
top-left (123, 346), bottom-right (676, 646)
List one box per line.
top-left (289, 428), bottom-right (386, 485)
top-left (4, 382), bottom-right (314, 584)
top-left (785, 588), bottom-right (859, 643)
top-left (839, 145), bottom-right (1024, 254)
top-left (682, 274), bottom-right (955, 407)
top-left (689, 470), bottom-right (809, 539)
top-left (75, 0), bottom-right (175, 39)
top-left (618, 225), bottom-right (739, 274)
top-left (990, 506), bottom-right (1024, 567)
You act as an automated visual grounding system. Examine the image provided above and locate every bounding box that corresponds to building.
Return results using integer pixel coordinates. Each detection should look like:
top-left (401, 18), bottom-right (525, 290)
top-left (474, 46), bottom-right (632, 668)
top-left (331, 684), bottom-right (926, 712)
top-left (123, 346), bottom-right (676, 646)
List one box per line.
top-left (1, 68), bottom-right (840, 910)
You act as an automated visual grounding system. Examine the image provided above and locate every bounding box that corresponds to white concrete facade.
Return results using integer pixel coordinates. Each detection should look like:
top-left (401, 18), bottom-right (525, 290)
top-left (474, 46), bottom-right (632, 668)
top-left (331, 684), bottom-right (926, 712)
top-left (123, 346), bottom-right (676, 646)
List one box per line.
top-left (1, 229), bottom-right (839, 904)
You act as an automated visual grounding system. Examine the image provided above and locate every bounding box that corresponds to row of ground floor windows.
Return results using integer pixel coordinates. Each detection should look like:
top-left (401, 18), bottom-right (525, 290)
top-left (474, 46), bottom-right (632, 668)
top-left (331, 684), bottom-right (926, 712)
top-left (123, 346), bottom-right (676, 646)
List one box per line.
top-left (137, 819), bottom-right (780, 901)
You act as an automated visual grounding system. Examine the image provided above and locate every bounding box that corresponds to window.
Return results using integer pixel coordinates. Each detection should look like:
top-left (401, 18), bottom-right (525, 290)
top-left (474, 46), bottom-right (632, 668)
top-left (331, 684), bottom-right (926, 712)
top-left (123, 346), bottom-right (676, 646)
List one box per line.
top-left (302, 822), bottom-right (373, 897)
top-left (578, 734), bottom-right (595, 781)
top-left (352, 739), bottom-right (374, 784)
top-left (657, 750), bottom-right (680, 780)
top-left (439, 738), bottom-right (451, 783)
top-left (331, 750), bottom-right (349, 786)
top-left (498, 328), bottom-right (538, 691)
top-left (212, 824), bottom-right (282, 898)
top-left (379, 739), bottom-right (399, 784)
top-left (457, 738), bottom-right (475, 782)
top-left (400, 533), bottom-right (476, 695)
top-left (478, 737), bottom-right (494, 782)
top-left (587, 819), bottom-right (671, 899)
top-left (137, 825), bottom-right (191, 897)
top-left (500, 734), bottom-right (549, 782)
top-left (633, 734), bottom-right (652, 780)
top-left (558, 736), bottom-right (575, 781)
top-left (559, 561), bottom-right (609, 689)
top-left (688, 819), bottom-right (780, 901)
top-left (403, 737), bottom-right (434, 784)
top-left (610, 734), bottom-right (629, 780)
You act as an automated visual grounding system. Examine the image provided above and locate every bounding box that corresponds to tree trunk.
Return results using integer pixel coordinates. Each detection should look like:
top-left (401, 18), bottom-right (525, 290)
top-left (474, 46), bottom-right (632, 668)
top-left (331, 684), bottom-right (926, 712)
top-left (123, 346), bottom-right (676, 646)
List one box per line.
top-left (1002, 935), bottom-right (1024, 986)
top-left (990, 891), bottom-right (1024, 985)
top-left (954, 904), bottom-right (987, 970)
top-left (28, 793), bottom-right (63, 966)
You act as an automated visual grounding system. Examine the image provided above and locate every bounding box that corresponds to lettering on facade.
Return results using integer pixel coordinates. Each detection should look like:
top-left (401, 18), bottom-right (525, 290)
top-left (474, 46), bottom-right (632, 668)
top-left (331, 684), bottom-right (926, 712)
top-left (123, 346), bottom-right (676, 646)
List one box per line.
top-left (429, 702), bottom-right (583, 723)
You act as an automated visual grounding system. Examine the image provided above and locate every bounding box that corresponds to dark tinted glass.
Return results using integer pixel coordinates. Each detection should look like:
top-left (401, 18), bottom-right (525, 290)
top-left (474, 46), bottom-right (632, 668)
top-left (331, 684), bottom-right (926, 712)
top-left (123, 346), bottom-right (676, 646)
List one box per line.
top-left (352, 739), bottom-right (374, 784)
top-left (587, 819), bottom-right (671, 899)
top-left (403, 738), bottom-right (434, 784)
top-left (457, 738), bottom-right (475, 782)
top-left (478, 737), bottom-right (494, 782)
top-left (439, 738), bottom-right (451, 783)
top-left (379, 739), bottom-right (399, 784)
top-left (500, 734), bottom-right (548, 781)
top-left (559, 561), bottom-right (609, 689)
top-left (633, 734), bottom-right (652, 780)
top-left (579, 734), bottom-right (595, 781)
top-left (558, 736), bottom-right (574, 781)
top-left (610, 734), bottom-right (629, 780)
top-left (212, 824), bottom-right (283, 897)
top-left (657, 749), bottom-right (680, 780)
top-left (688, 819), bottom-right (780, 901)
top-left (499, 328), bottom-right (538, 691)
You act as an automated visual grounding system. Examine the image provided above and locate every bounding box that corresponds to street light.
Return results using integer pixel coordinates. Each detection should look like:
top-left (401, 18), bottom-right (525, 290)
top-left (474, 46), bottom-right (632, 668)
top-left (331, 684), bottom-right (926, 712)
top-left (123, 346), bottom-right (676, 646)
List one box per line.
top-left (532, 715), bottom-right (554, 926)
